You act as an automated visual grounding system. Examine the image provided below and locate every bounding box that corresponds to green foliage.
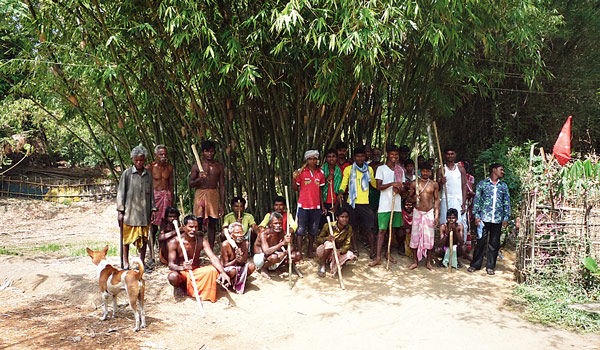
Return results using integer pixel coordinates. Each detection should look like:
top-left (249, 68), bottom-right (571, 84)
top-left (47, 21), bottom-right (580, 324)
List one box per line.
top-left (474, 138), bottom-right (531, 213)
top-left (583, 257), bottom-right (600, 277)
top-left (0, 247), bottom-right (23, 256)
top-left (70, 245), bottom-right (117, 257)
top-left (512, 276), bottom-right (600, 333)
top-left (36, 244), bottom-right (61, 253)
top-left (557, 158), bottom-right (600, 198)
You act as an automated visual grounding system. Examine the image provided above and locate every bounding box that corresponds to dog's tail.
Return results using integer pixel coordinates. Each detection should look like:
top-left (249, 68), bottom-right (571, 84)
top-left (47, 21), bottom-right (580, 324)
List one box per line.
top-left (130, 257), bottom-right (145, 279)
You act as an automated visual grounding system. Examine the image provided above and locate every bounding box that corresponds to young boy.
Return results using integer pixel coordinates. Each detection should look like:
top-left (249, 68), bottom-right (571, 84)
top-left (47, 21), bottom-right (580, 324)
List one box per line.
top-left (401, 199), bottom-right (414, 257)
top-left (435, 208), bottom-right (466, 268)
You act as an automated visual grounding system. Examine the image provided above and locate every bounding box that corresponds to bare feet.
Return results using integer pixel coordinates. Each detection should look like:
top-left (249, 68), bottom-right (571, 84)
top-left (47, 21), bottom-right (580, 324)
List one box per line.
top-left (385, 255), bottom-right (397, 264)
top-left (260, 270), bottom-right (271, 280)
top-left (368, 259), bottom-right (381, 267)
top-left (426, 263), bottom-right (435, 271)
top-left (408, 263), bottom-right (418, 270)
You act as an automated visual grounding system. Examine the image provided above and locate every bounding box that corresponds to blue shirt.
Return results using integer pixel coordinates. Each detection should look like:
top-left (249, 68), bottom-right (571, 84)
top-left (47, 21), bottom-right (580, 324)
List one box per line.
top-left (473, 178), bottom-right (511, 224)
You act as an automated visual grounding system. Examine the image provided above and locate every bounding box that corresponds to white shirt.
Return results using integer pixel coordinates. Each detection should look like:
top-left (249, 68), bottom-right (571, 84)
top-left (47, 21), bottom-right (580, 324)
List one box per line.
top-left (376, 165), bottom-right (402, 213)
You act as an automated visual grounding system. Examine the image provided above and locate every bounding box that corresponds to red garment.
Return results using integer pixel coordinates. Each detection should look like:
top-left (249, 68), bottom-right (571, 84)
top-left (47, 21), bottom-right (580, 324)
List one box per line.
top-left (553, 116), bottom-right (572, 166)
top-left (338, 160), bottom-right (353, 172)
top-left (295, 167), bottom-right (325, 209)
top-left (325, 167), bottom-right (337, 204)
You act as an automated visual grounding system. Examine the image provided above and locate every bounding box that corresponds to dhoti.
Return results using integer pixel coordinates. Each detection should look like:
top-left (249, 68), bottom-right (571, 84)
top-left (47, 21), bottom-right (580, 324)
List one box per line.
top-left (224, 264), bottom-right (249, 294)
top-left (194, 188), bottom-right (220, 220)
top-left (122, 224), bottom-right (149, 249)
top-left (316, 241), bottom-right (356, 274)
top-left (410, 209), bottom-right (435, 261)
top-left (180, 265), bottom-right (219, 302)
top-left (152, 189), bottom-right (172, 226)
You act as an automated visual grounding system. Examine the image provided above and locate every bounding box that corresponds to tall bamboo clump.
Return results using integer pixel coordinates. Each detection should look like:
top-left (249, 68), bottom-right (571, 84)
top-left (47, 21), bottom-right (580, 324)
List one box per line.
top-left (516, 152), bottom-right (600, 283)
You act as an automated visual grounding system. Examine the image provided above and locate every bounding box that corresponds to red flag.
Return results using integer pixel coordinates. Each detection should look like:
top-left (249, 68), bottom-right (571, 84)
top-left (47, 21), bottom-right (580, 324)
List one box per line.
top-left (553, 116), bottom-right (572, 166)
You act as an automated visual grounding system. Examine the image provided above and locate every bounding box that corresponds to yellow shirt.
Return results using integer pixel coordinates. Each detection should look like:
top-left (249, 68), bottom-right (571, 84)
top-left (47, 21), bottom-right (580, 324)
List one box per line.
top-left (339, 165), bottom-right (377, 205)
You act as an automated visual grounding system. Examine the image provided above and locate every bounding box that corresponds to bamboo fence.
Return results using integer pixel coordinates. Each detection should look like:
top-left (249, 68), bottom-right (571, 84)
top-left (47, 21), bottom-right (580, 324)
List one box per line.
top-left (0, 175), bottom-right (116, 202)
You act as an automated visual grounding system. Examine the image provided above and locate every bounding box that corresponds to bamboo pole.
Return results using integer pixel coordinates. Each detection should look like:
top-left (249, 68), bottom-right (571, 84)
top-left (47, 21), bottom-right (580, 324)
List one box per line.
top-left (326, 216), bottom-right (346, 290)
top-left (433, 122), bottom-right (452, 272)
top-left (284, 186), bottom-right (293, 289)
top-left (173, 220), bottom-right (205, 317)
top-left (386, 195), bottom-right (396, 270)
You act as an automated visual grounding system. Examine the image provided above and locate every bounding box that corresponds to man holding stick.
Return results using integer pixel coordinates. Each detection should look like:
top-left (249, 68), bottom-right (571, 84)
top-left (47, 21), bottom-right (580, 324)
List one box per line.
top-left (189, 140), bottom-right (225, 249)
top-left (315, 208), bottom-right (356, 277)
top-left (117, 145), bottom-right (156, 270)
top-left (293, 150), bottom-right (326, 261)
top-left (147, 145), bottom-right (174, 265)
top-left (321, 149), bottom-right (342, 223)
top-left (369, 145), bottom-right (404, 267)
top-left (166, 215), bottom-right (231, 301)
top-left (258, 196), bottom-right (297, 233)
top-left (435, 209), bottom-right (466, 269)
top-left (338, 146), bottom-right (378, 258)
top-left (253, 212), bottom-right (301, 279)
top-left (220, 222), bottom-right (256, 294)
top-left (436, 147), bottom-right (468, 232)
top-left (407, 163), bottom-right (439, 271)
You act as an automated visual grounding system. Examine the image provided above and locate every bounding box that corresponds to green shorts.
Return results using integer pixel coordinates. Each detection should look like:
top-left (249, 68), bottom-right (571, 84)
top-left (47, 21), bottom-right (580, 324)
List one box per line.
top-left (377, 211), bottom-right (403, 230)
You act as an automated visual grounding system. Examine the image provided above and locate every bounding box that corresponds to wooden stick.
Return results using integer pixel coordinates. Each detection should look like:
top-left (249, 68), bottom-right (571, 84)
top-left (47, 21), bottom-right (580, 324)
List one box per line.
top-left (326, 216), bottom-right (345, 290)
top-left (386, 194), bottom-right (396, 270)
top-left (222, 226), bottom-right (239, 250)
top-left (433, 121), bottom-right (452, 272)
top-left (173, 220), bottom-right (205, 317)
top-left (414, 141), bottom-right (420, 206)
top-left (191, 144), bottom-right (204, 172)
top-left (179, 195), bottom-right (186, 216)
top-left (119, 222), bottom-right (124, 269)
top-left (284, 185), bottom-right (293, 289)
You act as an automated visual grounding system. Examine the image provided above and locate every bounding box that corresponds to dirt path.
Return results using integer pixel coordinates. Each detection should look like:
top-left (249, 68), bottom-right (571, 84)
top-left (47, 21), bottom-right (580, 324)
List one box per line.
top-left (0, 198), bottom-right (598, 350)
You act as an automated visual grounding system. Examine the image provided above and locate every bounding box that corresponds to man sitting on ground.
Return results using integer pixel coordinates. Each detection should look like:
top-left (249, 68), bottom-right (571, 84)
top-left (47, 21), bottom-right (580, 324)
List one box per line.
top-left (220, 222), bottom-right (256, 294)
top-left (253, 212), bottom-right (301, 279)
top-left (315, 208), bottom-right (356, 277)
top-left (167, 215), bottom-right (231, 301)
top-left (434, 209), bottom-right (466, 269)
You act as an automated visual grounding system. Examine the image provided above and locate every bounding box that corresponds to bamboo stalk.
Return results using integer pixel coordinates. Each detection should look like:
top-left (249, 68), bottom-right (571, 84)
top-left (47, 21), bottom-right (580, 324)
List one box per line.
top-left (326, 216), bottom-right (345, 290)
top-left (285, 186), bottom-right (293, 289)
top-left (433, 122), bottom-right (451, 272)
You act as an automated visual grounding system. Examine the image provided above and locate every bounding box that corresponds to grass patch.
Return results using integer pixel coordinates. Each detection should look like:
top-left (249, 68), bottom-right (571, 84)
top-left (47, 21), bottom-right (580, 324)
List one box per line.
top-left (0, 247), bottom-right (23, 256)
top-left (512, 277), bottom-right (600, 333)
top-left (36, 244), bottom-right (62, 253)
top-left (69, 245), bottom-right (118, 257)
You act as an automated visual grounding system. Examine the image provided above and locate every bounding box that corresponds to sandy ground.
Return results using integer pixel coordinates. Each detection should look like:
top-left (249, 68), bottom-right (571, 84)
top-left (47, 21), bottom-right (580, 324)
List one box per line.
top-left (0, 198), bottom-right (598, 350)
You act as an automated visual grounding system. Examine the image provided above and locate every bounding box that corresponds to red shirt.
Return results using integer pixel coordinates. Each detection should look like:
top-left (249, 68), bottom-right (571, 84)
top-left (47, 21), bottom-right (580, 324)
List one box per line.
top-left (295, 167), bottom-right (325, 209)
top-left (324, 166), bottom-right (338, 204)
top-left (338, 160), bottom-right (353, 172)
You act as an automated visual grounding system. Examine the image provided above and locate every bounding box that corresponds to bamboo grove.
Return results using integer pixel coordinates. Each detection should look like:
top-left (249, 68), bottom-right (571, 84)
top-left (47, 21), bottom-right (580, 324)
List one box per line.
top-left (1, 0), bottom-right (561, 214)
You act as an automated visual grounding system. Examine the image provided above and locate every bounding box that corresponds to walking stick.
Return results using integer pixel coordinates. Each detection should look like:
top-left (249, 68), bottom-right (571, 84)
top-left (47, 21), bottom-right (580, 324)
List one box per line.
top-left (386, 195), bottom-right (396, 270)
top-left (173, 220), bottom-right (205, 317)
top-left (284, 186), bottom-right (293, 289)
top-left (414, 141), bottom-right (420, 207)
top-left (119, 223), bottom-right (124, 269)
top-left (433, 121), bottom-right (452, 272)
top-left (326, 216), bottom-right (346, 290)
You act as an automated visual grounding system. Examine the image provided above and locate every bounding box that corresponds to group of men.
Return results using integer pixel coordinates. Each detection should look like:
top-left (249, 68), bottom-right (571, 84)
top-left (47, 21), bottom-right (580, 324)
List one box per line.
top-left (116, 140), bottom-right (511, 302)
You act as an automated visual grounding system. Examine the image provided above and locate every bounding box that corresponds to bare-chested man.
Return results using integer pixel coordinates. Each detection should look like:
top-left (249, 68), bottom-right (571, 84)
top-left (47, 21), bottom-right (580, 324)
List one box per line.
top-left (407, 163), bottom-right (439, 271)
top-left (434, 208), bottom-right (466, 269)
top-left (167, 215), bottom-right (231, 301)
top-left (189, 140), bottom-right (225, 249)
top-left (147, 145), bottom-right (174, 264)
top-left (252, 212), bottom-right (301, 279)
top-left (220, 222), bottom-right (256, 294)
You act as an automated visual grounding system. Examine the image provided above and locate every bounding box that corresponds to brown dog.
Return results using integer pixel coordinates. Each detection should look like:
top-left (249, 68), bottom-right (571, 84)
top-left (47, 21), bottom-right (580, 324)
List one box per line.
top-left (86, 245), bottom-right (146, 331)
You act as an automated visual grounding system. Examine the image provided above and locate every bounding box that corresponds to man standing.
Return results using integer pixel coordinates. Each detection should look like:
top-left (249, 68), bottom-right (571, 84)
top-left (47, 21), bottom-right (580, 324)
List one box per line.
top-left (189, 140), bottom-right (225, 249)
top-left (293, 150), bottom-right (326, 261)
top-left (436, 147), bottom-right (468, 231)
top-left (117, 145), bottom-right (157, 270)
top-left (468, 163), bottom-right (511, 275)
top-left (147, 145), bottom-right (174, 265)
top-left (336, 141), bottom-right (353, 171)
top-left (370, 146), bottom-right (404, 267)
top-left (338, 147), bottom-right (377, 258)
top-left (321, 149), bottom-right (342, 221)
top-left (166, 215), bottom-right (231, 301)
top-left (407, 163), bottom-right (439, 271)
